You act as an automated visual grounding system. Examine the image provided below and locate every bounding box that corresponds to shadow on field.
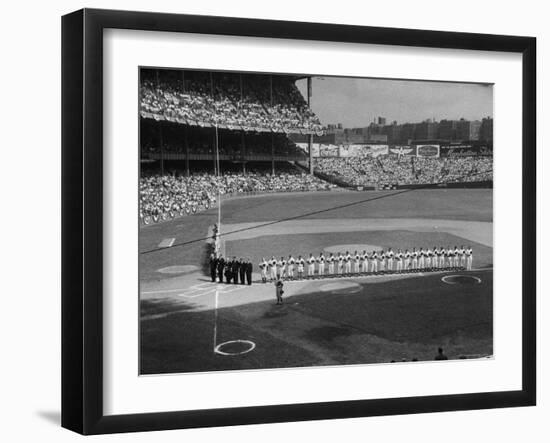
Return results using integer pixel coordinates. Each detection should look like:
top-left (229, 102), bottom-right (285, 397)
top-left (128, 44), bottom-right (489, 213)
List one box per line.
top-left (141, 298), bottom-right (195, 318)
top-left (140, 298), bottom-right (322, 374)
top-left (305, 325), bottom-right (356, 341)
top-left (289, 271), bottom-right (493, 344)
top-left (140, 270), bottom-right (493, 375)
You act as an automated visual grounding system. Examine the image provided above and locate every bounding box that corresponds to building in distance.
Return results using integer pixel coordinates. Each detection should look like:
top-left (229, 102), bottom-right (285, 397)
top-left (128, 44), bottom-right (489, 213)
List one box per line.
top-left (290, 116), bottom-right (492, 146)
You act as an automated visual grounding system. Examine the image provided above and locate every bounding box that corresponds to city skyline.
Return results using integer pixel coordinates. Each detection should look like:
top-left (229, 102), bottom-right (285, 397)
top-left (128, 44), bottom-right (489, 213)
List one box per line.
top-left (296, 76), bottom-right (493, 128)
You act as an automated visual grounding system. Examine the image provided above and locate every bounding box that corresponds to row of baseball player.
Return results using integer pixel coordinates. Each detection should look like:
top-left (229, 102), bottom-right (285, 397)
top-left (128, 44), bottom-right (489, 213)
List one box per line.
top-left (259, 246), bottom-right (474, 281)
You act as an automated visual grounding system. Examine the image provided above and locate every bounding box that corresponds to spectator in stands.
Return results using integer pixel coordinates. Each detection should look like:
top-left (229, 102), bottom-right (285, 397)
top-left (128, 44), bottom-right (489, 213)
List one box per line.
top-left (314, 155), bottom-right (492, 188)
top-left (140, 165), bottom-right (333, 222)
top-left (140, 71), bottom-right (323, 134)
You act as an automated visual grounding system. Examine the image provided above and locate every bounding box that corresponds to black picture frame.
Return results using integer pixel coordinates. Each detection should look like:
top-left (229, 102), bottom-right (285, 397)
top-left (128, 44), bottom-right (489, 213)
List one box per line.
top-left (61, 8), bottom-right (536, 435)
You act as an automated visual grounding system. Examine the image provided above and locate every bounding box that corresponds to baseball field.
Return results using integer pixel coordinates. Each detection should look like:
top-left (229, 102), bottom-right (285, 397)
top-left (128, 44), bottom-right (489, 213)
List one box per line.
top-left (139, 188), bottom-right (493, 374)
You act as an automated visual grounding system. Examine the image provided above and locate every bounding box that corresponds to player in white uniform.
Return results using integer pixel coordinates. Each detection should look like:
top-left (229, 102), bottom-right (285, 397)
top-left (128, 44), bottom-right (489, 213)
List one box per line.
top-left (297, 255), bottom-right (305, 279)
top-left (342, 251), bottom-right (350, 274)
top-left (418, 247), bottom-right (425, 270)
top-left (259, 257), bottom-right (268, 283)
top-left (278, 257), bottom-right (286, 279)
top-left (411, 248), bottom-right (418, 270)
top-left (287, 255), bottom-right (295, 279)
top-left (386, 248), bottom-right (394, 271)
top-left (396, 249), bottom-right (403, 272)
top-left (426, 247), bottom-right (433, 269)
top-left (459, 245), bottom-right (466, 268)
top-left (353, 251), bottom-right (360, 273)
top-left (466, 246), bottom-right (473, 270)
top-left (361, 250), bottom-right (368, 273)
top-left (446, 247), bottom-right (453, 268)
top-left (337, 253), bottom-right (344, 274)
top-left (404, 249), bottom-right (411, 270)
top-left (318, 252), bottom-right (326, 276)
top-left (379, 250), bottom-right (386, 272)
top-left (453, 246), bottom-right (460, 267)
top-left (370, 250), bottom-right (378, 273)
top-left (269, 256), bottom-right (277, 281)
top-left (328, 253), bottom-right (335, 275)
top-left (307, 253), bottom-right (316, 277)
top-left (438, 246), bottom-right (446, 268)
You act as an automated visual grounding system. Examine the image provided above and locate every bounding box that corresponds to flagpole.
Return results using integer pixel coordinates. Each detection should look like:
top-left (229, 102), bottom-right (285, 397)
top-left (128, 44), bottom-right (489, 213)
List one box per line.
top-left (215, 122), bottom-right (221, 236)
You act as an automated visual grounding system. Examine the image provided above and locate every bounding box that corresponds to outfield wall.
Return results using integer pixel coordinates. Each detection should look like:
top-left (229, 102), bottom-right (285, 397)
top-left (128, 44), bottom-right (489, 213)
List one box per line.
top-left (397, 180), bottom-right (493, 190)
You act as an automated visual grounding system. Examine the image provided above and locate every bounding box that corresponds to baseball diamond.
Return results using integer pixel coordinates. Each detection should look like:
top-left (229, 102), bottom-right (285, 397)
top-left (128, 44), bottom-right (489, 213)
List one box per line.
top-left (140, 188), bottom-right (492, 374)
top-left (138, 68), bottom-right (493, 375)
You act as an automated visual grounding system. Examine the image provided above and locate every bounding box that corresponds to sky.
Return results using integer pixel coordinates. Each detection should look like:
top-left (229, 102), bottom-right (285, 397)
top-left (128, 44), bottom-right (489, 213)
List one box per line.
top-left (295, 77), bottom-right (493, 128)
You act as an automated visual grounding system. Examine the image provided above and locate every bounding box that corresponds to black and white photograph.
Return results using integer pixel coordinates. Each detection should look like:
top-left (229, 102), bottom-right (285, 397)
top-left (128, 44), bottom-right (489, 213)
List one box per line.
top-left (139, 68), bottom-right (494, 375)
top-left (1, 0), bottom-right (546, 438)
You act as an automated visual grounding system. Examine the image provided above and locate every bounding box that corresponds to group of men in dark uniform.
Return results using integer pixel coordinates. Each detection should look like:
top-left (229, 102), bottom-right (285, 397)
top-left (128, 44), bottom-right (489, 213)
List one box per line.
top-left (209, 254), bottom-right (253, 285)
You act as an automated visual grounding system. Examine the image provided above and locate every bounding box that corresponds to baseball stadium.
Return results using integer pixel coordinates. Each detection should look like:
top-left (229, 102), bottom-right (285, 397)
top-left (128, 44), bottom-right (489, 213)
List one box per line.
top-left (139, 68), bottom-right (493, 375)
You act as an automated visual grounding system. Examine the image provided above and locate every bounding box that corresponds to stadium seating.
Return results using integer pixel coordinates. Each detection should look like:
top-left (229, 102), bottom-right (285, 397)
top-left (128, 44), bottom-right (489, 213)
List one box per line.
top-left (314, 156), bottom-right (493, 187)
top-left (139, 165), bottom-right (334, 223)
top-left (140, 70), bottom-right (324, 134)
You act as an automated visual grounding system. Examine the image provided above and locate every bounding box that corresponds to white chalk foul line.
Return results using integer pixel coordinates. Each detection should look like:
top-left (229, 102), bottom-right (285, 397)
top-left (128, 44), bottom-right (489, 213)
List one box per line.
top-left (142, 281), bottom-right (221, 295)
top-left (180, 285), bottom-right (243, 298)
top-left (213, 288), bottom-right (219, 353)
top-left (140, 282), bottom-right (213, 295)
top-left (142, 283), bottom-right (245, 298)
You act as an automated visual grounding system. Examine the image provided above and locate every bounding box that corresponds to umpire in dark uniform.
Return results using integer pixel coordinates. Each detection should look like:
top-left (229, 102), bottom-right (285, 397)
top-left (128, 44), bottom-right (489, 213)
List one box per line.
top-left (217, 256), bottom-right (225, 283)
top-left (209, 253), bottom-right (218, 282)
top-left (245, 259), bottom-right (253, 285)
top-left (231, 256), bottom-right (239, 284)
top-left (239, 258), bottom-right (246, 285)
top-left (225, 261), bottom-right (233, 284)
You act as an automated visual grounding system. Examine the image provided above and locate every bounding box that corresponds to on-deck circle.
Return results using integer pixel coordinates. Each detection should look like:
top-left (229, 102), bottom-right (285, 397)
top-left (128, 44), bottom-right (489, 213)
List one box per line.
top-left (214, 340), bottom-right (256, 356)
top-left (441, 275), bottom-right (482, 285)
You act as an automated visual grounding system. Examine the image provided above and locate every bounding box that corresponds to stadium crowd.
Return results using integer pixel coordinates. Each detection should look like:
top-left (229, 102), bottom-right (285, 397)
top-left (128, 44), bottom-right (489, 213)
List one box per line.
top-left (314, 155), bottom-right (492, 187)
top-left (140, 71), bottom-right (323, 134)
top-left (140, 166), bottom-right (334, 223)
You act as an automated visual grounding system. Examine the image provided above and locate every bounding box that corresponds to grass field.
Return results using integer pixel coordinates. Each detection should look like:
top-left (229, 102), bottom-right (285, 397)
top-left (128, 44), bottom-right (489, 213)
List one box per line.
top-left (139, 188), bottom-right (493, 374)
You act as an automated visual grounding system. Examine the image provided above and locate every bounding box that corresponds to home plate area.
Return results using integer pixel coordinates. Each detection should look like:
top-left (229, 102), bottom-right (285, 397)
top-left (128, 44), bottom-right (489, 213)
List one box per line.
top-left (140, 219), bottom-right (492, 375)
